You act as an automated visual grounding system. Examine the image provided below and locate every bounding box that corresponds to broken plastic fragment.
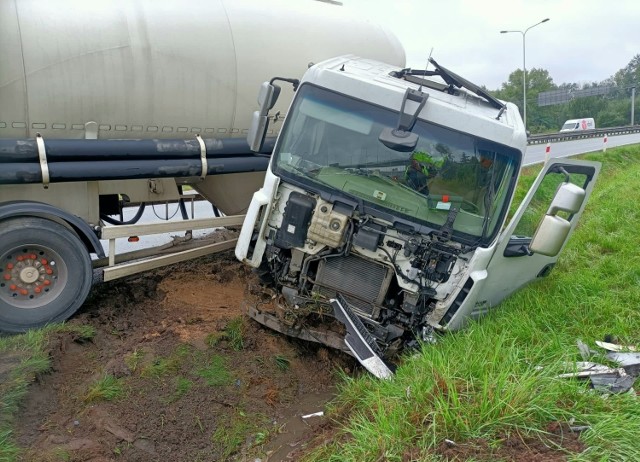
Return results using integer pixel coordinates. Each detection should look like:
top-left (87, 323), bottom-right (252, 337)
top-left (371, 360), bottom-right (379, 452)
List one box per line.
top-left (558, 361), bottom-right (635, 394)
top-left (576, 339), bottom-right (596, 360)
top-left (557, 362), bottom-right (618, 378)
top-left (595, 340), bottom-right (637, 352)
top-left (589, 374), bottom-right (635, 394)
top-left (605, 352), bottom-right (640, 376)
top-left (331, 295), bottom-right (394, 379)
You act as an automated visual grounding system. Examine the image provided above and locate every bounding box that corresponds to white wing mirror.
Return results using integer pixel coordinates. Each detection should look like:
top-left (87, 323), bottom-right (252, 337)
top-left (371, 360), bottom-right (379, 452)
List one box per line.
top-left (529, 182), bottom-right (586, 257)
top-left (247, 82), bottom-right (280, 152)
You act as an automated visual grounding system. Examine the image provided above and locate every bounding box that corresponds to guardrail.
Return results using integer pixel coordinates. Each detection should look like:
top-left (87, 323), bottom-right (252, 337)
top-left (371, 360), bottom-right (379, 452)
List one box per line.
top-left (527, 125), bottom-right (640, 145)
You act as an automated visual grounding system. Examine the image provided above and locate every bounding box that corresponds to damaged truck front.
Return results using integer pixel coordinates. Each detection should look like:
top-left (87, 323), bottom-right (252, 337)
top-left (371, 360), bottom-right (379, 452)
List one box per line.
top-left (236, 56), bottom-right (600, 374)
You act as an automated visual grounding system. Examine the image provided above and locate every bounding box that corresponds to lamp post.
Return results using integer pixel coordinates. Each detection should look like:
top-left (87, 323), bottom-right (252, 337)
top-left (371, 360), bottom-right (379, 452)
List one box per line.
top-left (501, 18), bottom-right (550, 130)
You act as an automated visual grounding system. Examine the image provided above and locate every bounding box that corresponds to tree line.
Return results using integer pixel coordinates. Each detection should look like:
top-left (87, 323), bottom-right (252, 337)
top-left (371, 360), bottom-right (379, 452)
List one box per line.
top-left (490, 54), bottom-right (639, 134)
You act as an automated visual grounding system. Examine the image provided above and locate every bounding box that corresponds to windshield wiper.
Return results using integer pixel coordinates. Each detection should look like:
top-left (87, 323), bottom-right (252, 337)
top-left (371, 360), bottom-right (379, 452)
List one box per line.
top-left (390, 58), bottom-right (506, 113)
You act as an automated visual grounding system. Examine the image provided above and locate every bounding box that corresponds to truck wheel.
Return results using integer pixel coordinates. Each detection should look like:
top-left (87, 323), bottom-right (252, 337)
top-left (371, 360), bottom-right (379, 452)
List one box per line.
top-left (0, 217), bottom-right (93, 333)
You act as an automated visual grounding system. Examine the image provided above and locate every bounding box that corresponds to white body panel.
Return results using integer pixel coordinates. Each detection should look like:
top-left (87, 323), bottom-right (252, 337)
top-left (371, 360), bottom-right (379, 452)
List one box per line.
top-left (0, 0), bottom-right (405, 140)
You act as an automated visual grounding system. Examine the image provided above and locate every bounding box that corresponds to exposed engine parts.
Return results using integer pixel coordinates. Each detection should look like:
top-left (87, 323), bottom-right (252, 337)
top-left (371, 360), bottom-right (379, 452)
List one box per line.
top-left (251, 192), bottom-right (469, 357)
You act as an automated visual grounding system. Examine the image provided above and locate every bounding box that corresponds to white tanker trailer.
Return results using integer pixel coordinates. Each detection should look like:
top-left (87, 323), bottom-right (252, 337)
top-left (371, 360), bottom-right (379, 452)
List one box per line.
top-left (0, 0), bottom-right (405, 332)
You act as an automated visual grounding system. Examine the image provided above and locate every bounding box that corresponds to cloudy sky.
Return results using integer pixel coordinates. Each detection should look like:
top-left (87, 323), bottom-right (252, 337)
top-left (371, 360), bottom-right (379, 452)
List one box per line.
top-left (343, 0), bottom-right (639, 90)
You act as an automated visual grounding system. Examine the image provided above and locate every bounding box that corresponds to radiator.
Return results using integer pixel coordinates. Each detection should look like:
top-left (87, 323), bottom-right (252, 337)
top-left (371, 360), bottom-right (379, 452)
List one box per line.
top-left (315, 255), bottom-right (393, 305)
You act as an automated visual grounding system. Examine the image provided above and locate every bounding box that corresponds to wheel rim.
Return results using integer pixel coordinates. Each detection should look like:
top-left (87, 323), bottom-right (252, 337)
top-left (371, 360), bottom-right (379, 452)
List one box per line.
top-left (0, 245), bottom-right (69, 309)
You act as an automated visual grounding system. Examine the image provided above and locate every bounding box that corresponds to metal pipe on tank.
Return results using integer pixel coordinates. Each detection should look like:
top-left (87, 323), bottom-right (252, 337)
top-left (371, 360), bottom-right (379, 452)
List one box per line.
top-left (0, 156), bottom-right (271, 185)
top-left (0, 137), bottom-right (275, 163)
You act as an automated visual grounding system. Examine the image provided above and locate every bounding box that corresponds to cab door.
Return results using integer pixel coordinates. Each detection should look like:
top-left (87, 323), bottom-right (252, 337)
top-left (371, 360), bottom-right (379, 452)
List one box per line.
top-left (478, 158), bottom-right (600, 310)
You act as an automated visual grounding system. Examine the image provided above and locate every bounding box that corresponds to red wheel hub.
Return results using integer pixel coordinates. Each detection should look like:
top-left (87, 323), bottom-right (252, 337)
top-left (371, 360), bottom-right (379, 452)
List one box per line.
top-left (2, 250), bottom-right (57, 300)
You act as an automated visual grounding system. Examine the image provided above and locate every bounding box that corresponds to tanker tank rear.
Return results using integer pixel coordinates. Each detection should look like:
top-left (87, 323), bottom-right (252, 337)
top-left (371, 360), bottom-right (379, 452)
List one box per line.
top-left (0, 0), bottom-right (405, 141)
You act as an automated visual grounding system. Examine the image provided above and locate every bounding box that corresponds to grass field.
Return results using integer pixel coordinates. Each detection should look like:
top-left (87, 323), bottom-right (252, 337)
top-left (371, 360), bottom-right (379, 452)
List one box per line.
top-left (305, 145), bottom-right (640, 461)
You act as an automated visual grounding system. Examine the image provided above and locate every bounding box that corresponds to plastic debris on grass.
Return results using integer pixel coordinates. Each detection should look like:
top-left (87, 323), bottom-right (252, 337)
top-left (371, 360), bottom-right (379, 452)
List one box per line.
top-left (558, 339), bottom-right (640, 394)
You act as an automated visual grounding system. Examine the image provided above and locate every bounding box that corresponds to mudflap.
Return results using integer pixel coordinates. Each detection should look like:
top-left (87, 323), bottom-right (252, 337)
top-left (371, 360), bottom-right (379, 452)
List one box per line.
top-left (330, 294), bottom-right (395, 379)
top-left (243, 301), bottom-right (351, 354)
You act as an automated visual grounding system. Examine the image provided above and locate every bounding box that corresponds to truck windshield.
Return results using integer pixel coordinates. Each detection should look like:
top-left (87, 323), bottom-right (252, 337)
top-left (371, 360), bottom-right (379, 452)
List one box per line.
top-left (273, 84), bottom-right (520, 244)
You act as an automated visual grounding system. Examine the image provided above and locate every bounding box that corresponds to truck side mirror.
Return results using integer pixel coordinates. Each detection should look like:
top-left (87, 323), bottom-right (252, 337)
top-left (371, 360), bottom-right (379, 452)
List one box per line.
top-left (378, 88), bottom-right (427, 152)
top-left (529, 182), bottom-right (586, 257)
top-left (378, 128), bottom-right (419, 152)
top-left (547, 182), bottom-right (585, 215)
top-left (247, 82), bottom-right (280, 152)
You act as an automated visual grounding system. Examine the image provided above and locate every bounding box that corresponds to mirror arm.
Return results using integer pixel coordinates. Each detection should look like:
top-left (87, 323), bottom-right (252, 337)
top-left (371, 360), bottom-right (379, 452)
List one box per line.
top-left (397, 88), bottom-right (428, 133)
top-left (270, 77), bottom-right (300, 92)
top-left (558, 167), bottom-right (570, 183)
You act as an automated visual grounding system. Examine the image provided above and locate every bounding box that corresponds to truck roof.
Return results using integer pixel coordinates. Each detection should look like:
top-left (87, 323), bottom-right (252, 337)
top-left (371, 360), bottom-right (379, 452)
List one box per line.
top-left (302, 55), bottom-right (527, 153)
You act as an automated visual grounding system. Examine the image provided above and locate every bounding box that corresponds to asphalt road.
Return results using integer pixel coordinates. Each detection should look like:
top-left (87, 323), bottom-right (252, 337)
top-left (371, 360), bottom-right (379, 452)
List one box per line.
top-left (524, 132), bottom-right (640, 166)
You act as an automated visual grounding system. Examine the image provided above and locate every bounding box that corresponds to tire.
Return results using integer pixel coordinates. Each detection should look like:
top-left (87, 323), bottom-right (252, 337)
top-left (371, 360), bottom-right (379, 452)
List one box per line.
top-left (0, 217), bottom-right (93, 332)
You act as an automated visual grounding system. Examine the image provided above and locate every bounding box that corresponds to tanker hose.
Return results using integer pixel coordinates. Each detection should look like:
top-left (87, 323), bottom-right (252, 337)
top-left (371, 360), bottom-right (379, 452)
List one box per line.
top-left (177, 185), bottom-right (189, 220)
top-left (100, 203), bottom-right (146, 225)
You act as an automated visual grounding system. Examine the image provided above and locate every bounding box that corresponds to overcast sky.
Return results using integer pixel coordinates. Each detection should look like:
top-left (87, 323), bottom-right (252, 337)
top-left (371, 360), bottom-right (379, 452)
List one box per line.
top-left (343, 0), bottom-right (639, 90)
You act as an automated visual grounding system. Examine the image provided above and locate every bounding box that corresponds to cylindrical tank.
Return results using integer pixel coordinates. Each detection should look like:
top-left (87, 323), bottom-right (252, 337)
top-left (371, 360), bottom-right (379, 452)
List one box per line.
top-left (0, 0), bottom-right (405, 141)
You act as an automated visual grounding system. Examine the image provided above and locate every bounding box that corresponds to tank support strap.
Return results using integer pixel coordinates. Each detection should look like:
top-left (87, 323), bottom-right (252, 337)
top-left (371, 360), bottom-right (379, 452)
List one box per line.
top-left (195, 134), bottom-right (207, 181)
top-left (35, 133), bottom-right (50, 189)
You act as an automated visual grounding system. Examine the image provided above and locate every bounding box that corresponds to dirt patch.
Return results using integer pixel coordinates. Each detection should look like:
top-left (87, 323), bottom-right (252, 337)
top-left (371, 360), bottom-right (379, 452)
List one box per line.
top-left (423, 423), bottom-right (585, 462)
top-left (12, 250), bottom-right (355, 461)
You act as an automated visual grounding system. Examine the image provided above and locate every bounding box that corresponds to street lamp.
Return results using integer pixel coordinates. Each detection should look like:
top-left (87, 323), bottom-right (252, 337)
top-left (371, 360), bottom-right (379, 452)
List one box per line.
top-left (501, 18), bottom-right (550, 130)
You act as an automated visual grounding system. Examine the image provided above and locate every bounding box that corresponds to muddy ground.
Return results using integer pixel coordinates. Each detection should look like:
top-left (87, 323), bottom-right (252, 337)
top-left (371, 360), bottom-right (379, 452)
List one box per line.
top-left (10, 233), bottom-right (584, 462)
top-left (12, 245), bottom-right (352, 462)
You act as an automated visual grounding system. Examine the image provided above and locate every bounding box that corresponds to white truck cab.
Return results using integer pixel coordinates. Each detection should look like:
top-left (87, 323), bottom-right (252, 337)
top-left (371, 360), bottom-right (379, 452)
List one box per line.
top-left (236, 56), bottom-right (600, 375)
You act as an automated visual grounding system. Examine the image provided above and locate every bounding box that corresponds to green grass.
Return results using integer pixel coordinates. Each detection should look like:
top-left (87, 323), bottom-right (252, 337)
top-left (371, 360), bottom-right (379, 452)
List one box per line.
top-left (304, 144), bottom-right (640, 462)
top-left (124, 348), bottom-right (145, 373)
top-left (141, 356), bottom-right (181, 378)
top-left (211, 410), bottom-right (268, 460)
top-left (224, 317), bottom-right (246, 351)
top-left (140, 344), bottom-right (191, 378)
top-left (197, 354), bottom-right (232, 387)
top-left (0, 324), bottom-right (95, 460)
top-left (84, 375), bottom-right (126, 403)
top-left (205, 317), bottom-right (246, 350)
top-left (274, 354), bottom-right (291, 371)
